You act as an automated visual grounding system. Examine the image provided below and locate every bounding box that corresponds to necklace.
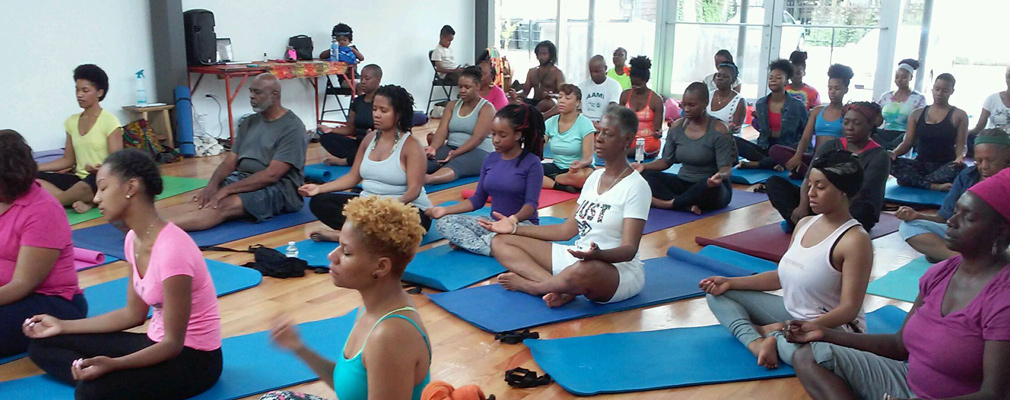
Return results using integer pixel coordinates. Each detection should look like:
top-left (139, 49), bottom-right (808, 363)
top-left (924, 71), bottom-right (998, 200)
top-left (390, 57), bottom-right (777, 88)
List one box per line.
top-left (602, 164), bottom-right (631, 193)
top-left (133, 219), bottom-right (160, 260)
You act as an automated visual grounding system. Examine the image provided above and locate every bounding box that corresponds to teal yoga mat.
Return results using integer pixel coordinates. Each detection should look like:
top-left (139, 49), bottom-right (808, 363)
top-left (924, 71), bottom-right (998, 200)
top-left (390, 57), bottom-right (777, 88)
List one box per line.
top-left (867, 256), bottom-right (933, 302)
top-left (526, 306), bottom-right (909, 395)
top-left (884, 181), bottom-right (948, 207)
top-left (0, 311), bottom-right (358, 400)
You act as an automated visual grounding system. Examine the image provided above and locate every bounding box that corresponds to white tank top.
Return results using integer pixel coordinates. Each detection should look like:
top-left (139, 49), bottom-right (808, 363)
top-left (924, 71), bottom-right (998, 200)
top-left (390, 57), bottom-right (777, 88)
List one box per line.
top-left (778, 215), bottom-right (866, 333)
top-left (707, 90), bottom-right (743, 127)
top-left (359, 132), bottom-right (432, 210)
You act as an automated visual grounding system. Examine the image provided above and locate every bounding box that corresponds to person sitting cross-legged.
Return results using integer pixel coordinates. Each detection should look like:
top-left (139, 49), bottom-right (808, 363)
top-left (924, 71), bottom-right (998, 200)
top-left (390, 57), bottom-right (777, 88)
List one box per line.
top-left (162, 73), bottom-right (307, 231)
top-left (483, 104), bottom-right (649, 308)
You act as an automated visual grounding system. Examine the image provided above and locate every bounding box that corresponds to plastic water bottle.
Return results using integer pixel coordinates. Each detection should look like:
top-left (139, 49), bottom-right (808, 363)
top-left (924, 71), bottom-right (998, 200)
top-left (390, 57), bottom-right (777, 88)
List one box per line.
top-left (330, 39), bottom-right (338, 62)
top-left (285, 241), bottom-right (299, 258)
top-left (635, 138), bottom-right (645, 162)
top-left (135, 70), bottom-right (147, 105)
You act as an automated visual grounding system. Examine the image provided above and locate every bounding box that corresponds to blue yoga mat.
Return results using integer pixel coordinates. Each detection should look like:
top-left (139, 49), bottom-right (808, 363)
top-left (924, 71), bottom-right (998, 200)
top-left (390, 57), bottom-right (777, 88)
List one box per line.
top-left (526, 305), bottom-right (908, 395)
top-left (698, 245), bottom-right (778, 274)
top-left (0, 311), bottom-right (357, 400)
top-left (663, 162), bottom-right (802, 185)
top-left (0, 354), bottom-right (24, 365)
top-left (642, 190), bottom-right (768, 234)
top-left (428, 246), bottom-right (754, 332)
top-left (84, 259), bottom-right (262, 317)
top-left (867, 256), bottom-right (933, 303)
top-left (72, 200), bottom-right (317, 260)
top-left (303, 163), bottom-right (352, 183)
top-left (884, 181), bottom-right (948, 207)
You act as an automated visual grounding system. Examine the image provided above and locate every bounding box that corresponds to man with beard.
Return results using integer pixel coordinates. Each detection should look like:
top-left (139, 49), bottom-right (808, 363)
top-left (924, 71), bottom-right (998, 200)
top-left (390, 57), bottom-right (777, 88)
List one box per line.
top-left (509, 40), bottom-right (565, 116)
top-left (163, 73), bottom-right (307, 231)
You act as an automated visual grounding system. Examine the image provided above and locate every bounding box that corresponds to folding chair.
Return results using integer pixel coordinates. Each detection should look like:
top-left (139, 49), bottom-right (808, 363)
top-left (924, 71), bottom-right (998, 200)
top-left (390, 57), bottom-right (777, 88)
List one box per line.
top-left (427, 50), bottom-right (454, 113)
top-left (320, 75), bottom-right (353, 122)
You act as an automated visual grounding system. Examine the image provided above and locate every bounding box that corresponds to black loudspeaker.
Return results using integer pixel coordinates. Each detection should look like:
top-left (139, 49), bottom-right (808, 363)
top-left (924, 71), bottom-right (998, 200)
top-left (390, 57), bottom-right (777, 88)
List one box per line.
top-left (183, 9), bottom-right (216, 66)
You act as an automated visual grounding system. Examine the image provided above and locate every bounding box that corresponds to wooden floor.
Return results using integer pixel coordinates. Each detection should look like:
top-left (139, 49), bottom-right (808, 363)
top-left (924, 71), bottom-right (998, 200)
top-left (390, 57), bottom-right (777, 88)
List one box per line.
top-left (0, 119), bottom-right (921, 399)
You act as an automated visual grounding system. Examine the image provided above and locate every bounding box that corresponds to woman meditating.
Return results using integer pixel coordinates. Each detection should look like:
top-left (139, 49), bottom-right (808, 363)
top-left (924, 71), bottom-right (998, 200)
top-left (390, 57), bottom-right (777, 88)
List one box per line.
top-left (542, 83), bottom-right (596, 192)
top-left (0, 130), bottom-right (87, 358)
top-left (484, 105), bottom-right (650, 308)
top-left (425, 66), bottom-right (496, 185)
top-left (301, 85), bottom-right (432, 242)
top-left (25, 149), bottom-right (222, 400)
top-left (619, 56), bottom-right (664, 158)
top-left (262, 196), bottom-right (431, 400)
top-left (316, 64), bottom-right (383, 166)
top-left (785, 50), bottom-right (820, 111)
top-left (890, 73), bottom-right (969, 192)
top-left (968, 66), bottom-right (1010, 136)
top-left (701, 150), bottom-right (872, 370)
top-left (766, 102), bottom-right (890, 232)
top-left (777, 64), bottom-right (855, 176)
top-left (634, 82), bottom-right (736, 215)
top-left (707, 62), bottom-right (747, 134)
top-left (477, 56), bottom-right (508, 110)
top-left (426, 104), bottom-right (544, 256)
top-left (37, 64), bottom-right (123, 214)
top-left (874, 59), bottom-right (927, 150)
top-left (785, 167), bottom-right (1010, 400)
top-left (737, 59), bottom-right (809, 170)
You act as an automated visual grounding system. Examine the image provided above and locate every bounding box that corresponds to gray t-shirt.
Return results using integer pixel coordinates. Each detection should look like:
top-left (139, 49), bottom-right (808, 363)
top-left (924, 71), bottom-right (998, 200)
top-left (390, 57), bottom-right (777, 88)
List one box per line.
top-left (233, 110), bottom-right (307, 208)
top-left (661, 118), bottom-right (737, 183)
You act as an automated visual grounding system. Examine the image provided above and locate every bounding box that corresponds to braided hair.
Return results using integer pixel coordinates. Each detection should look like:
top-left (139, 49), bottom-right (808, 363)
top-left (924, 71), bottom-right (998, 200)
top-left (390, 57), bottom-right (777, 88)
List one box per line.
top-left (495, 104), bottom-right (545, 159)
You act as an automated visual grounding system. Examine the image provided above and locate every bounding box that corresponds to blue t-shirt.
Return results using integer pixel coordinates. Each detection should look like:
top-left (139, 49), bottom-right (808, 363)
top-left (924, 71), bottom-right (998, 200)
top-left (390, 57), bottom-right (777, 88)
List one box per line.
top-left (939, 166), bottom-right (980, 220)
top-left (468, 152), bottom-right (544, 224)
top-left (545, 114), bottom-right (595, 169)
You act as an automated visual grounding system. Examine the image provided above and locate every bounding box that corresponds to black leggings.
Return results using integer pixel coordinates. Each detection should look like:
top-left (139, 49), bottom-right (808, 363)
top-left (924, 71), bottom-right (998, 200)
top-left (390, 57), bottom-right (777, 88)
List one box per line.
top-left (309, 192), bottom-right (432, 232)
top-left (765, 176), bottom-right (878, 231)
top-left (642, 170), bottom-right (732, 211)
top-left (28, 332), bottom-right (222, 400)
top-left (890, 158), bottom-right (965, 189)
top-left (319, 133), bottom-right (363, 165)
top-left (734, 137), bottom-right (779, 169)
top-left (0, 293), bottom-right (87, 357)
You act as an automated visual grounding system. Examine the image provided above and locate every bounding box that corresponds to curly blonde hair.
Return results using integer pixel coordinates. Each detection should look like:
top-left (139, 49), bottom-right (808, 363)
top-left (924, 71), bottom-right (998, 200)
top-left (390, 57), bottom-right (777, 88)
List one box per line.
top-left (343, 196), bottom-right (425, 273)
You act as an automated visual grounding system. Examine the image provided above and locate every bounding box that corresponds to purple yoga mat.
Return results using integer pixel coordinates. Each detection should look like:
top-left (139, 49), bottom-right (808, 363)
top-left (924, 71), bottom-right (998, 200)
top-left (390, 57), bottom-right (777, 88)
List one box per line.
top-left (33, 148), bottom-right (65, 164)
top-left (642, 190), bottom-right (768, 234)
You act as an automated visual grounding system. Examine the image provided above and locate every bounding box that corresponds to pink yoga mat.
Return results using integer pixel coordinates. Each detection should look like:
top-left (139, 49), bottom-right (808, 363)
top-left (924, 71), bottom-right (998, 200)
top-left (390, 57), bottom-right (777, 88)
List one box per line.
top-left (461, 188), bottom-right (580, 209)
top-left (73, 247), bottom-right (107, 271)
top-left (695, 213), bottom-right (901, 262)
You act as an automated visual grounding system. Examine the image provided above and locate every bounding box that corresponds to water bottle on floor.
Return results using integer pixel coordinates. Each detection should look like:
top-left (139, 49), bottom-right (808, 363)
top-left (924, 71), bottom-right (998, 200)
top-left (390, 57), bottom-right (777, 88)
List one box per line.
top-left (635, 138), bottom-right (645, 162)
top-left (285, 241), bottom-right (299, 258)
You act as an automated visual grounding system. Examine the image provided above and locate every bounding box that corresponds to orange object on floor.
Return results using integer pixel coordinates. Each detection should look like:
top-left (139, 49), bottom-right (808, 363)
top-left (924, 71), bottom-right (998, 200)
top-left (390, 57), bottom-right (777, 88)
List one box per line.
top-left (421, 381), bottom-right (489, 400)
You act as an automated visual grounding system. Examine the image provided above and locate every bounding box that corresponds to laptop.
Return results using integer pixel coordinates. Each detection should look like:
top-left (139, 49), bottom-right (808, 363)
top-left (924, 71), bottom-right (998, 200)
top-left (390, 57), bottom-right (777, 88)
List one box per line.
top-left (216, 38), bottom-right (236, 63)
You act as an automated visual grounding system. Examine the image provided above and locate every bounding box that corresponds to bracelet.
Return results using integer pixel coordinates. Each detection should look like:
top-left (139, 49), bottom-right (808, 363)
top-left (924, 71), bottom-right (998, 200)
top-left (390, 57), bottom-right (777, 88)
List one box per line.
top-left (511, 223), bottom-right (518, 235)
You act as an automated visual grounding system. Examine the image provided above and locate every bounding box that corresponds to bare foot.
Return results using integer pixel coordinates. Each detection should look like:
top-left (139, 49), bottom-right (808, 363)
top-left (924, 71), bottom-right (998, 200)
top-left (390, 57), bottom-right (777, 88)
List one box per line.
top-left (651, 198), bottom-right (673, 209)
top-left (689, 205), bottom-right (702, 215)
top-left (72, 201), bottom-right (94, 214)
top-left (757, 337), bottom-right (780, 369)
top-left (772, 164), bottom-right (785, 172)
top-left (543, 292), bottom-right (575, 308)
top-left (930, 182), bottom-right (952, 192)
top-left (323, 157), bottom-right (348, 166)
top-left (448, 242), bottom-right (460, 251)
top-left (498, 272), bottom-right (537, 294)
top-left (310, 228), bottom-right (341, 242)
top-left (739, 161), bottom-right (759, 169)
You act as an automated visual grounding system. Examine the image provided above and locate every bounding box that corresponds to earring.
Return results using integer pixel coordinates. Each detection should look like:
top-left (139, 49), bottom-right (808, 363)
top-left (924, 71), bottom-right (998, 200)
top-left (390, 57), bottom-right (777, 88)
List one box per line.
top-left (126, 194), bottom-right (132, 199)
top-left (372, 273), bottom-right (378, 279)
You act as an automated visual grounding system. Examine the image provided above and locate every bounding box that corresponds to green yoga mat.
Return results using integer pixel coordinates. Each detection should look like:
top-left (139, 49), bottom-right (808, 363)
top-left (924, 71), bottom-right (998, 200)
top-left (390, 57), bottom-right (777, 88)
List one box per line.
top-left (867, 257), bottom-right (933, 302)
top-left (65, 176), bottom-right (209, 225)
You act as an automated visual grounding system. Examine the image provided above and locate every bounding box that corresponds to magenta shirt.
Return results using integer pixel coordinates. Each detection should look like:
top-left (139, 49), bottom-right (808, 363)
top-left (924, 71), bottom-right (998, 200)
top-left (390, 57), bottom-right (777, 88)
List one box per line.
top-left (482, 86), bottom-right (509, 110)
top-left (902, 256), bottom-right (1010, 398)
top-left (125, 223), bottom-right (221, 351)
top-left (0, 182), bottom-right (81, 300)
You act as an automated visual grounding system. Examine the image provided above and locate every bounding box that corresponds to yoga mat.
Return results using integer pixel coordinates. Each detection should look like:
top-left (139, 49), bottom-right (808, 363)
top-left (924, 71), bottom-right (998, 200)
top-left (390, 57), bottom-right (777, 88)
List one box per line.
top-left (64, 176), bottom-right (210, 225)
top-left (0, 311), bottom-right (358, 400)
top-left (73, 248), bottom-right (119, 271)
top-left (84, 259), bottom-right (262, 317)
top-left (32, 148), bottom-right (65, 164)
top-left (695, 213), bottom-right (902, 262)
top-left (460, 188), bottom-right (580, 209)
top-left (72, 199), bottom-right (317, 260)
top-left (867, 256), bottom-right (933, 302)
top-left (697, 245), bottom-right (778, 274)
top-left (642, 190), bottom-right (769, 234)
top-left (884, 181), bottom-right (948, 207)
top-left (303, 163), bottom-right (351, 183)
top-left (665, 163), bottom-right (795, 185)
top-left (526, 306), bottom-right (908, 395)
top-left (0, 353), bottom-right (25, 365)
top-left (428, 246), bottom-right (754, 332)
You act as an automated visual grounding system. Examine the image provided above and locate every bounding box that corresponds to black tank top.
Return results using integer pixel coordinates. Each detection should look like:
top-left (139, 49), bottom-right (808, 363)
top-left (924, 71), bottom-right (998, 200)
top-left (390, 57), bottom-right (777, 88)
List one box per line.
top-left (915, 106), bottom-right (957, 164)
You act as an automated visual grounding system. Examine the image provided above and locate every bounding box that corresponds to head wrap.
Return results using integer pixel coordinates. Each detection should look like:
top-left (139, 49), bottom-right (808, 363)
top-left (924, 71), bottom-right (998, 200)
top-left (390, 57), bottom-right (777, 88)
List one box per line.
top-left (843, 102), bottom-right (881, 125)
top-left (974, 133), bottom-right (1010, 147)
top-left (897, 62), bottom-right (916, 76)
top-left (967, 167), bottom-right (1010, 223)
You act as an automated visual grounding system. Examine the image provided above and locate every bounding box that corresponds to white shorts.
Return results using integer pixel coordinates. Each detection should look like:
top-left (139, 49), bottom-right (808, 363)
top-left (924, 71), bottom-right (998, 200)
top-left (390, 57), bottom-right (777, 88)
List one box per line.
top-left (550, 243), bottom-right (646, 303)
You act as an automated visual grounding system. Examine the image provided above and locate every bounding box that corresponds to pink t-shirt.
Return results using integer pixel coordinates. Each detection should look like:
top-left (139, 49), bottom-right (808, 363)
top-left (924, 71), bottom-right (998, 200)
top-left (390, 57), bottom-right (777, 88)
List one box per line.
top-left (482, 86), bottom-right (509, 110)
top-left (902, 256), bottom-right (1010, 398)
top-left (125, 223), bottom-right (221, 351)
top-left (0, 182), bottom-right (80, 300)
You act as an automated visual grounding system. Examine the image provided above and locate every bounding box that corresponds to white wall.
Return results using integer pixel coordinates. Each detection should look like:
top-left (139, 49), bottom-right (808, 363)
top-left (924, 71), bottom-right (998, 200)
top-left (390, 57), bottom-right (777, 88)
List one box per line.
top-left (181, 0), bottom-right (475, 139)
top-left (0, 0), bottom-right (156, 151)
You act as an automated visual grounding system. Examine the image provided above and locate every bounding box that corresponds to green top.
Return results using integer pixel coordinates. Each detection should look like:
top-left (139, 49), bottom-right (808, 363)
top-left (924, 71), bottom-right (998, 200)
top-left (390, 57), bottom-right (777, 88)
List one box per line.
top-left (607, 67), bottom-right (632, 91)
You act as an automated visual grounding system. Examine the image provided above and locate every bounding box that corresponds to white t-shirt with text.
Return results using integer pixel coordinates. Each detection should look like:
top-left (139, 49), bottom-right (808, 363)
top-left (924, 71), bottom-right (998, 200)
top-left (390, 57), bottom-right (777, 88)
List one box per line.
top-left (579, 77), bottom-right (624, 121)
top-left (572, 169), bottom-right (651, 264)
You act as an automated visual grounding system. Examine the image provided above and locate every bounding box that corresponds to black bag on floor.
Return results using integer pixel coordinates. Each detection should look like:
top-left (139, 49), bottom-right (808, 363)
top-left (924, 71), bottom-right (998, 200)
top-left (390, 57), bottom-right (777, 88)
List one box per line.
top-left (288, 35), bottom-right (313, 60)
top-left (200, 245), bottom-right (312, 278)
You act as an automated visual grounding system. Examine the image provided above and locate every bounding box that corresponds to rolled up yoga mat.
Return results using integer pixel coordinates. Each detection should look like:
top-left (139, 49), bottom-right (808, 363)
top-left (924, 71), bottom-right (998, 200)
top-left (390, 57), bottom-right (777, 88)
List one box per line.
top-left (427, 246), bottom-right (755, 332)
top-left (303, 163), bottom-right (351, 183)
top-left (174, 86), bottom-right (195, 157)
top-left (73, 248), bottom-right (119, 271)
top-left (32, 148), bottom-right (64, 164)
top-left (525, 305), bottom-right (909, 395)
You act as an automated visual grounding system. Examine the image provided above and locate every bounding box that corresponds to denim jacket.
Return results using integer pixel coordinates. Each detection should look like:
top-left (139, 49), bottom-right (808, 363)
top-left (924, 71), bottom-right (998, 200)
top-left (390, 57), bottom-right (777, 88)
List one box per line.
top-left (753, 94), bottom-right (809, 150)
